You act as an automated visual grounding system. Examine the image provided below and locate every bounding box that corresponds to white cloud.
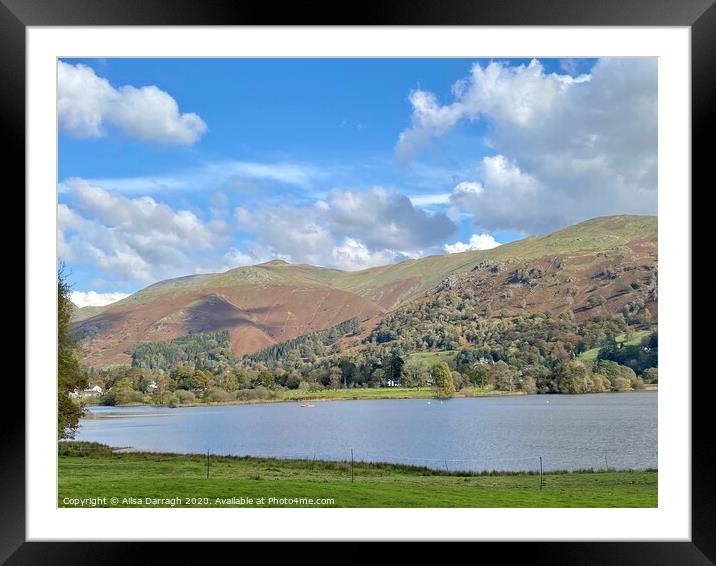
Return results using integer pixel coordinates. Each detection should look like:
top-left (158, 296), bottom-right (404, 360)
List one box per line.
top-left (235, 206), bottom-right (334, 267)
top-left (452, 181), bottom-right (484, 197)
top-left (450, 155), bottom-right (554, 233)
top-left (70, 291), bottom-right (130, 308)
top-left (222, 247), bottom-right (259, 267)
top-left (58, 61), bottom-right (207, 145)
top-left (331, 238), bottom-right (397, 271)
top-left (326, 187), bottom-right (456, 250)
top-left (397, 58), bottom-right (657, 233)
top-left (397, 59), bottom-right (587, 161)
top-left (444, 233), bottom-right (501, 254)
top-left (396, 90), bottom-right (465, 163)
top-left (59, 179), bottom-right (222, 284)
top-left (234, 186), bottom-right (456, 269)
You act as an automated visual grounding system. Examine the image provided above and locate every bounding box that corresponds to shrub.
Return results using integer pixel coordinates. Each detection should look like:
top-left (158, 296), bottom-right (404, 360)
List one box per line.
top-left (557, 360), bottom-right (592, 394)
top-left (520, 376), bottom-right (537, 394)
top-left (175, 390), bottom-right (196, 405)
top-left (204, 387), bottom-right (232, 403)
top-left (611, 376), bottom-right (631, 392)
top-left (642, 367), bottom-right (658, 384)
top-left (58, 441), bottom-right (114, 457)
top-left (590, 374), bottom-right (610, 393)
top-left (585, 295), bottom-right (606, 309)
top-left (631, 376), bottom-right (646, 390)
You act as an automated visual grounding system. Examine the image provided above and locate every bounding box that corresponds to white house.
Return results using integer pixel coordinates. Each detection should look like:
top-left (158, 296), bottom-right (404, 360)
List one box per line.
top-left (81, 384), bottom-right (103, 397)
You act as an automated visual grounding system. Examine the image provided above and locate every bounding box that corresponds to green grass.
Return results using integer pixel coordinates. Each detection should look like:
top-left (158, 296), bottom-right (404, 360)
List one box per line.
top-left (58, 443), bottom-right (657, 508)
top-left (281, 386), bottom-right (512, 402)
top-left (282, 387), bottom-right (438, 401)
top-left (142, 386), bottom-right (516, 406)
top-left (579, 330), bottom-right (652, 362)
top-left (407, 350), bottom-right (459, 367)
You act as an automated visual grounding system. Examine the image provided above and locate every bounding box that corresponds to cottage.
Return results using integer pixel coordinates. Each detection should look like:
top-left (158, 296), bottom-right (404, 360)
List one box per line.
top-left (81, 384), bottom-right (103, 397)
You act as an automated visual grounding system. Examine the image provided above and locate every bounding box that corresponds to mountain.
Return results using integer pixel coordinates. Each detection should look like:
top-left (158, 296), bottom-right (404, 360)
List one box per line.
top-left (70, 302), bottom-right (110, 323)
top-left (72, 215), bottom-right (657, 368)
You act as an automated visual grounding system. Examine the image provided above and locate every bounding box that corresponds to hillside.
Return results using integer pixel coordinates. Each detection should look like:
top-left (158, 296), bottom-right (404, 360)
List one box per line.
top-left (72, 215), bottom-right (656, 368)
top-left (70, 303), bottom-right (110, 323)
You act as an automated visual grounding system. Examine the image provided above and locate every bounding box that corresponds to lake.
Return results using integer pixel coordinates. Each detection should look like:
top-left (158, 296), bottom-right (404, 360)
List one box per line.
top-left (76, 391), bottom-right (657, 472)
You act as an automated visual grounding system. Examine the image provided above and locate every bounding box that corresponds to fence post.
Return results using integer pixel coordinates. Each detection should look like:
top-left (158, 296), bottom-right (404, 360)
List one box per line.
top-left (351, 448), bottom-right (354, 483)
top-left (206, 448), bottom-right (210, 479)
top-left (539, 456), bottom-right (543, 489)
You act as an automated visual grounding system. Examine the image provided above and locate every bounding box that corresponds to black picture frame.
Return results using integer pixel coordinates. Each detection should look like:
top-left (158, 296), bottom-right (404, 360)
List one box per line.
top-left (6, 0), bottom-right (707, 562)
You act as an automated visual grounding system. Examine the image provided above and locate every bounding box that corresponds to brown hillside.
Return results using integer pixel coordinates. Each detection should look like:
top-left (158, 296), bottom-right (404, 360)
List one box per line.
top-left (74, 286), bottom-right (385, 367)
top-left (72, 215), bottom-right (657, 368)
top-left (440, 238), bottom-right (657, 323)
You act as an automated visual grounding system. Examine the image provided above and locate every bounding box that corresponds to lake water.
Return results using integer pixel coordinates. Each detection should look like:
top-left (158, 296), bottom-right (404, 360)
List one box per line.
top-left (76, 391), bottom-right (657, 472)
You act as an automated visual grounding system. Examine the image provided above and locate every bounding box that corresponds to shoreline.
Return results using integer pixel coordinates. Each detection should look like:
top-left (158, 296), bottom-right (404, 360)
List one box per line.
top-left (82, 385), bottom-right (658, 412)
top-left (59, 442), bottom-right (657, 475)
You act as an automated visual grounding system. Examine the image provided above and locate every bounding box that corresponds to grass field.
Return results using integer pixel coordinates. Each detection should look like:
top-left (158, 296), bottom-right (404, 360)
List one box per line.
top-left (406, 350), bottom-right (459, 367)
top-left (280, 385), bottom-right (514, 402)
top-left (58, 443), bottom-right (657, 508)
top-left (579, 330), bottom-right (653, 362)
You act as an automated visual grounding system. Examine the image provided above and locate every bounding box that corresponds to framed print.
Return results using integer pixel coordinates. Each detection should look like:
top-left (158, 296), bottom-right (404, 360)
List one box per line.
top-left (6, 0), bottom-right (709, 562)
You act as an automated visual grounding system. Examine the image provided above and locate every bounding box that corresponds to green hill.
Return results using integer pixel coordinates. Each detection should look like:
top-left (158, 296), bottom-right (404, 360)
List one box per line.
top-left (72, 215), bottom-right (657, 368)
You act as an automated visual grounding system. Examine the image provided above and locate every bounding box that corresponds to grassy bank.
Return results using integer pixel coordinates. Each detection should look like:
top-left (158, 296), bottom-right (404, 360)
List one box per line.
top-left (84, 386), bottom-right (658, 409)
top-left (85, 386), bottom-right (528, 409)
top-left (58, 443), bottom-right (657, 508)
top-left (282, 386), bottom-right (522, 402)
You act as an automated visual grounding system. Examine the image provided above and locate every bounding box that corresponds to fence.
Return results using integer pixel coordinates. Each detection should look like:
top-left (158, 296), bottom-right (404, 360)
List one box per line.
top-left (60, 440), bottom-right (656, 491)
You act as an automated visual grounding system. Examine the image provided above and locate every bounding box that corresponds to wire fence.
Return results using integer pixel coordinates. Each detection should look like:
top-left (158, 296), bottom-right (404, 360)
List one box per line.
top-left (59, 441), bottom-right (656, 477)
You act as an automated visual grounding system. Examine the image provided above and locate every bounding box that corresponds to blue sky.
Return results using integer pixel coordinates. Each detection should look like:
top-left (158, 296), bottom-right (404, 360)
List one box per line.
top-left (58, 57), bottom-right (656, 306)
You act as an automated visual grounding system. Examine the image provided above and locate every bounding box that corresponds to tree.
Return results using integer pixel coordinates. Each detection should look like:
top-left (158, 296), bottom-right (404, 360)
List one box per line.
top-left (329, 366), bottom-right (342, 390)
top-left (151, 372), bottom-right (169, 393)
top-left (105, 377), bottom-right (139, 406)
top-left (253, 368), bottom-right (275, 389)
top-left (370, 368), bottom-right (385, 387)
top-left (490, 361), bottom-right (516, 392)
top-left (402, 358), bottom-right (430, 389)
top-left (520, 375), bottom-right (537, 394)
top-left (592, 359), bottom-right (636, 391)
top-left (642, 367), bottom-right (658, 384)
top-left (451, 370), bottom-right (465, 391)
top-left (232, 367), bottom-right (251, 389)
top-left (286, 371), bottom-right (302, 389)
top-left (389, 354), bottom-right (405, 383)
top-left (432, 362), bottom-right (455, 399)
top-left (557, 360), bottom-right (593, 394)
top-left (191, 369), bottom-right (211, 391)
top-left (218, 371), bottom-right (239, 392)
top-left (58, 266), bottom-right (86, 438)
top-left (467, 364), bottom-right (490, 388)
top-left (171, 365), bottom-right (194, 390)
